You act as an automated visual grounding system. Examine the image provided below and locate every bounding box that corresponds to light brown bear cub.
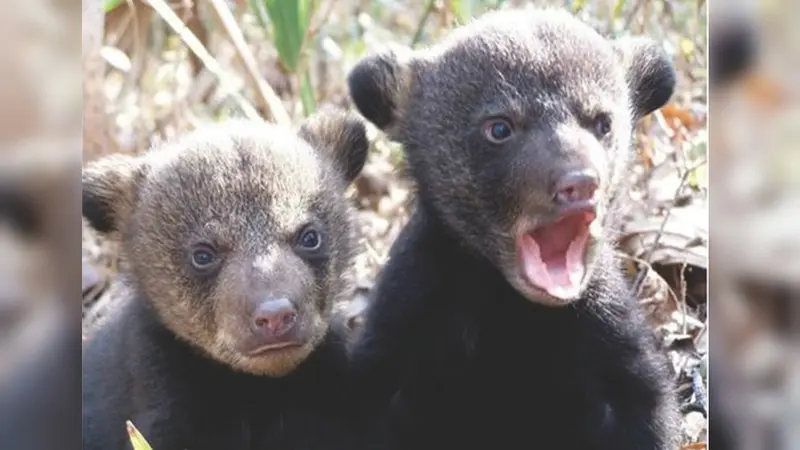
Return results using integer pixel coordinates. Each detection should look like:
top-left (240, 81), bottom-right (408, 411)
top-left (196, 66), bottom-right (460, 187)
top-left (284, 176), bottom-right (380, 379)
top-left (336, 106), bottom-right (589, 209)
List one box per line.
top-left (82, 109), bottom-right (386, 450)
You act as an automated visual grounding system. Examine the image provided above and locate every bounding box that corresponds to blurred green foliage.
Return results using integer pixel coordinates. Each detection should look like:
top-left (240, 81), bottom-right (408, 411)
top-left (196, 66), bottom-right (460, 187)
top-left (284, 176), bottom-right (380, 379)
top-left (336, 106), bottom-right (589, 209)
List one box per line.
top-left (250, 0), bottom-right (318, 115)
top-left (103, 0), bottom-right (124, 13)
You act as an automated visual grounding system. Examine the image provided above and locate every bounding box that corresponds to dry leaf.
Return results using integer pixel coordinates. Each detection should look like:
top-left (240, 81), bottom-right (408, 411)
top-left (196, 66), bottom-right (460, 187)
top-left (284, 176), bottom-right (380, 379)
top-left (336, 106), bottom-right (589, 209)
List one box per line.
top-left (620, 204), bottom-right (708, 270)
top-left (741, 72), bottom-right (786, 111)
top-left (660, 103), bottom-right (697, 130)
top-left (100, 46), bottom-right (131, 72)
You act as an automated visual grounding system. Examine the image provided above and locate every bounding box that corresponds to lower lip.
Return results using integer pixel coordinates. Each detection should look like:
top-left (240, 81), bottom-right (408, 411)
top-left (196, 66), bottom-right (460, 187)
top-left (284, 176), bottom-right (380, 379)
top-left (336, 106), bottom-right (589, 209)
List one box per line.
top-left (248, 342), bottom-right (302, 356)
top-left (558, 201), bottom-right (597, 217)
top-left (518, 275), bottom-right (575, 301)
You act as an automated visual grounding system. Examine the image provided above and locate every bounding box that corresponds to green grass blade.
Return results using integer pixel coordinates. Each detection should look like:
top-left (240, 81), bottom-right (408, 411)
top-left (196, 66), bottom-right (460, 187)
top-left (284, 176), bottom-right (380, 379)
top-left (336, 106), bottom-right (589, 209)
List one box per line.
top-left (253, 0), bottom-right (314, 73)
top-left (450, 0), bottom-right (469, 24)
top-left (612, 0), bottom-right (627, 20)
top-left (126, 421), bottom-right (154, 450)
top-left (103, 0), bottom-right (124, 13)
top-left (571, 0), bottom-right (587, 14)
top-left (299, 70), bottom-right (316, 116)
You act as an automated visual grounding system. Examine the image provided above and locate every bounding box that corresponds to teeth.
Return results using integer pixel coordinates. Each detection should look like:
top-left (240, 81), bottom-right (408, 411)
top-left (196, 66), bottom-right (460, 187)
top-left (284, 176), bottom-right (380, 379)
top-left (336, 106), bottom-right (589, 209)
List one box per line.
top-left (589, 219), bottom-right (602, 238)
top-left (548, 285), bottom-right (566, 298)
top-left (568, 263), bottom-right (583, 288)
top-left (566, 235), bottom-right (587, 287)
top-left (547, 284), bottom-right (580, 300)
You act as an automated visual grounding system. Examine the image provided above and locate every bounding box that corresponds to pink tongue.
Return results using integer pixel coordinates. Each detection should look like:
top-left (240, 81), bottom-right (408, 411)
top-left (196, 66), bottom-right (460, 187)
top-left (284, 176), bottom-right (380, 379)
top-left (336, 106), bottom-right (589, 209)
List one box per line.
top-left (518, 215), bottom-right (589, 299)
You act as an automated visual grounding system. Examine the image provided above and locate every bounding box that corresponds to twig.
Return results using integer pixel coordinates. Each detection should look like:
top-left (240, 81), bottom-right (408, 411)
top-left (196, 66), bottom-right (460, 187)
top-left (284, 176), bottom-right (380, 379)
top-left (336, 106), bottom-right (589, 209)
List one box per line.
top-left (119, 0), bottom-right (147, 99)
top-left (106, 7), bottom-right (133, 48)
top-left (632, 157), bottom-right (708, 293)
top-left (305, 0), bottom-right (336, 42)
top-left (411, 0), bottom-right (437, 47)
top-left (206, 0), bottom-right (291, 126)
top-left (677, 261), bottom-right (689, 335)
top-left (692, 365), bottom-right (708, 414)
top-left (696, 0), bottom-right (706, 14)
top-left (143, 0), bottom-right (263, 121)
top-left (622, 0), bottom-right (646, 32)
top-left (187, 45), bottom-right (237, 105)
top-left (363, 239), bottom-right (385, 267)
top-left (621, 253), bottom-right (681, 306)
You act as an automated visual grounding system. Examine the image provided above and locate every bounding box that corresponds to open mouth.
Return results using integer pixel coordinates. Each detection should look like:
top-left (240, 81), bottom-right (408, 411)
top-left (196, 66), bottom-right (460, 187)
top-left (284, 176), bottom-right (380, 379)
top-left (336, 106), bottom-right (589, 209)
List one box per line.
top-left (517, 208), bottom-right (597, 301)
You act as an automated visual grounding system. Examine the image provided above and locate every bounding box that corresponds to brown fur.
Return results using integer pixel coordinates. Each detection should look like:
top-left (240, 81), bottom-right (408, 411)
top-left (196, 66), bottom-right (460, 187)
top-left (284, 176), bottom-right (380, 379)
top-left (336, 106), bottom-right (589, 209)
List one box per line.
top-left (81, 109), bottom-right (390, 450)
top-left (83, 109), bottom-right (367, 377)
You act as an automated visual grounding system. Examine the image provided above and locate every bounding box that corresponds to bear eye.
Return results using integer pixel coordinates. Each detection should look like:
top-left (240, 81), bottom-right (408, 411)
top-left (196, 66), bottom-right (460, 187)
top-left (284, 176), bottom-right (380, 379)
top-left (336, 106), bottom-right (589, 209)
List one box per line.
top-left (483, 118), bottom-right (514, 143)
top-left (296, 226), bottom-right (322, 251)
top-left (190, 245), bottom-right (218, 270)
top-left (592, 113), bottom-right (612, 137)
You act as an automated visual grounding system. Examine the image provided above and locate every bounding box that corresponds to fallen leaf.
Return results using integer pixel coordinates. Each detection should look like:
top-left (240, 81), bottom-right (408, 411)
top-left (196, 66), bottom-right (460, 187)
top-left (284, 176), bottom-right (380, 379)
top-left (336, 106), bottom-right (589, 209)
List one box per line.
top-left (100, 46), bottom-right (131, 72)
top-left (679, 38), bottom-right (695, 60)
top-left (741, 72), bottom-right (786, 111)
top-left (636, 140), bottom-right (655, 169)
top-left (683, 411), bottom-right (707, 442)
top-left (660, 103), bottom-right (697, 130)
top-left (620, 203), bottom-right (708, 270)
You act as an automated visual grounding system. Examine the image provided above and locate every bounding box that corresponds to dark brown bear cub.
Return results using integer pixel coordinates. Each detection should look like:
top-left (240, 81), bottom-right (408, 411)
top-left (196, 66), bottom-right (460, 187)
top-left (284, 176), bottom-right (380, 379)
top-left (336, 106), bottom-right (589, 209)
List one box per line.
top-left (82, 109), bottom-right (385, 450)
top-left (347, 7), bottom-right (680, 450)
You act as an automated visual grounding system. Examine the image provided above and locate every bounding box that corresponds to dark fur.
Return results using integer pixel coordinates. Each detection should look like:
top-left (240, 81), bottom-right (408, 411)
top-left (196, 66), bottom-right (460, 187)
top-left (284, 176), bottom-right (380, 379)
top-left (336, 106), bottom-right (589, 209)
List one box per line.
top-left (709, 16), bottom-right (757, 85)
top-left (347, 8), bottom-right (680, 449)
top-left (82, 110), bottom-right (386, 450)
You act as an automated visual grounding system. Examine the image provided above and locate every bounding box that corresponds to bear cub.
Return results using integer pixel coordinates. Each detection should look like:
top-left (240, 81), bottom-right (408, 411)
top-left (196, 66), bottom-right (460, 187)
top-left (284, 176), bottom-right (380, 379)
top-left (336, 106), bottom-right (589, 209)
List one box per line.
top-left (347, 7), bottom-right (681, 450)
top-left (82, 109), bottom-right (384, 450)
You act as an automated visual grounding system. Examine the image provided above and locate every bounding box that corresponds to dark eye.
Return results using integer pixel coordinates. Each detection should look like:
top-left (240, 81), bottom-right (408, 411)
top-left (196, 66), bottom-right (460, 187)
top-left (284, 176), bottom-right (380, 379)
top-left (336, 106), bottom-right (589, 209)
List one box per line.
top-left (483, 118), bottom-right (514, 143)
top-left (592, 114), bottom-right (612, 137)
top-left (296, 226), bottom-right (322, 251)
top-left (191, 245), bottom-right (217, 270)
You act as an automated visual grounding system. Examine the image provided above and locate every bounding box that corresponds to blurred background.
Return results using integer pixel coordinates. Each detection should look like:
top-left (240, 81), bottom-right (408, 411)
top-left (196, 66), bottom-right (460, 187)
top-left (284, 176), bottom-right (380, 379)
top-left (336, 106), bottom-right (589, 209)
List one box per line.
top-left (0, 0), bottom-right (82, 448)
top-left (0, 0), bottom-right (790, 448)
top-left (708, 0), bottom-right (800, 449)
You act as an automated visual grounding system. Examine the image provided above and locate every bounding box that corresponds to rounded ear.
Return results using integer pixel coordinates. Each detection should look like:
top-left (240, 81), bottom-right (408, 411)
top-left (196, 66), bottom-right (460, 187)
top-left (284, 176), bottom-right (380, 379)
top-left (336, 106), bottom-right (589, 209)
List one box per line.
top-left (346, 47), bottom-right (415, 134)
top-left (709, 18), bottom-right (757, 85)
top-left (82, 154), bottom-right (144, 234)
top-left (298, 108), bottom-right (369, 185)
top-left (613, 37), bottom-right (676, 120)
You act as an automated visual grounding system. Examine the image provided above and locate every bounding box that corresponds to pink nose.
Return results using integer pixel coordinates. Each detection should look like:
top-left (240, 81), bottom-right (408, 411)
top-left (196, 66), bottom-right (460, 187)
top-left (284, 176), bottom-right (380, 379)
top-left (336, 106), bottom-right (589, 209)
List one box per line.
top-left (554, 170), bottom-right (598, 205)
top-left (252, 298), bottom-right (297, 339)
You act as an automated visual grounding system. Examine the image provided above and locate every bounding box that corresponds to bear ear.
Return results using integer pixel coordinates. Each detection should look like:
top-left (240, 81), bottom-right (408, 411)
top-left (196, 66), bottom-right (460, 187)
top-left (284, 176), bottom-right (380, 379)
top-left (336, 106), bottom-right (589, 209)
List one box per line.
top-left (613, 36), bottom-right (677, 120)
top-left (82, 154), bottom-right (144, 234)
top-left (298, 108), bottom-right (369, 185)
top-left (709, 18), bottom-right (757, 85)
top-left (346, 47), bottom-right (415, 134)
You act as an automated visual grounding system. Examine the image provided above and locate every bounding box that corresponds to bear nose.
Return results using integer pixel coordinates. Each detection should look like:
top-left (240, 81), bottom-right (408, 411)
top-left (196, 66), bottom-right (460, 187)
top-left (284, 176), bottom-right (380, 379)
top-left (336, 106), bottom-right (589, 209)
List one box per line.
top-left (553, 169), bottom-right (599, 206)
top-left (252, 298), bottom-right (298, 339)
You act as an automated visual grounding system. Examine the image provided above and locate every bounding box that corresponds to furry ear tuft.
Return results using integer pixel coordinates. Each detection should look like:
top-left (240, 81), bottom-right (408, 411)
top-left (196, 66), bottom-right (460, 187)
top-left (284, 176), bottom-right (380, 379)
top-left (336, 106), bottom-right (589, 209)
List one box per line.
top-left (82, 154), bottom-right (144, 234)
top-left (347, 47), bottom-right (415, 133)
top-left (614, 37), bottom-right (676, 119)
top-left (298, 108), bottom-right (370, 185)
